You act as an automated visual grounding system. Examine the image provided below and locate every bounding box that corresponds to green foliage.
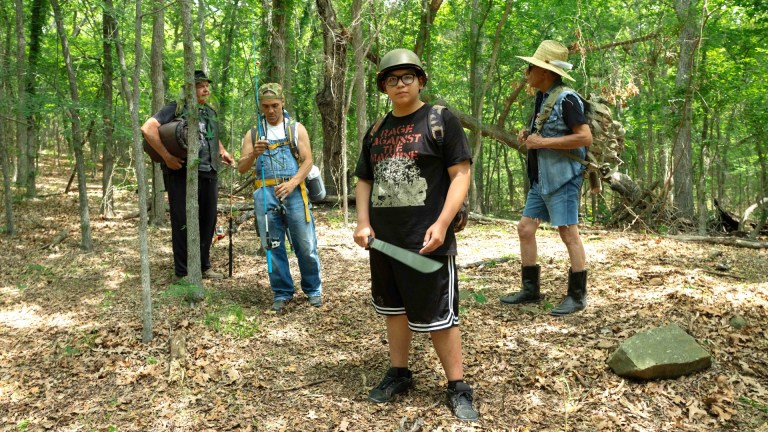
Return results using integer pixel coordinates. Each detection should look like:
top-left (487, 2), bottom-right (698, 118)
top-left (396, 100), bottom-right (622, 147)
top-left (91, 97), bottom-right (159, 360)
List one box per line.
top-left (739, 396), bottom-right (768, 413)
top-left (16, 420), bottom-right (30, 431)
top-left (3, 0), bottom-right (765, 227)
top-left (204, 304), bottom-right (261, 338)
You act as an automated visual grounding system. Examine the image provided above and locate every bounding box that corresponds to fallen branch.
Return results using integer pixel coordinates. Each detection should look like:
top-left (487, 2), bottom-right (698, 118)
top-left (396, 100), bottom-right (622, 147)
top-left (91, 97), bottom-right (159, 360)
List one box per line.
top-left (667, 235), bottom-right (768, 249)
top-left (39, 229), bottom-right (69, 250)
top-left (272, 378), bottom-right (330, 392)
top-left (459, 256), bottom-right (514, 269)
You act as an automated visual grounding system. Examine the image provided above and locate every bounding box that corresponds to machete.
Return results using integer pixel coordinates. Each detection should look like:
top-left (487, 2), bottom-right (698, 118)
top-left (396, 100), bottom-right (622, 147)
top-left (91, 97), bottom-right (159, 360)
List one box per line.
top-left (367, 236), bottom-right (443, 274)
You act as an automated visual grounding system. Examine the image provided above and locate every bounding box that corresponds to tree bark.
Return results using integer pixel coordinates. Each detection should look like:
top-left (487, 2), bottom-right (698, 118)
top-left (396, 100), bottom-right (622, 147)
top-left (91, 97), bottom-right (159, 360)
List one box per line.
top-left (50, 0), bottom-right (93, 250)
top-left (149, 0), bottom-right (166, 226)
top-left (101, 4), bottom-right (117, 218)
top-left (181, 0), bottom-right (203, 287)
top-left (0, 102), bottom-right (13, 235)
top-left (266, 0), bottom-right (289, 87)
top-left (315, 0), bottom-right (350, 196)
top-left (197, 0), bottom-right (208, 73)
top-left (672, 0), bottom-right (700, 220)
top-left (25, 0), bottom-right (45, 197)
top-left (14, 0), bottom-right (30, 197)
top-left (107, 0), bottom-right (153, 341)
top-left (414, 0), bottom-right (442, 58)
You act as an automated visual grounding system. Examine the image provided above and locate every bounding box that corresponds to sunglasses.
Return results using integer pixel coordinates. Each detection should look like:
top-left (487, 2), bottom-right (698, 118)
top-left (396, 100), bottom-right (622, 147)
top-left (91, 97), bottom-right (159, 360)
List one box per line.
top-left (384, 74), bottom-right (416, 87)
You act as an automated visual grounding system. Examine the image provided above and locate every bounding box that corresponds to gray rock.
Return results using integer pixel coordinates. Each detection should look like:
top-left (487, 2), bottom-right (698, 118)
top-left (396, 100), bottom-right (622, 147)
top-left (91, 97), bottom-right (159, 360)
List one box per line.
top-left (729, 315), bottom-right (747, 330)
top-left (607, 323), bottom-right (711, 379)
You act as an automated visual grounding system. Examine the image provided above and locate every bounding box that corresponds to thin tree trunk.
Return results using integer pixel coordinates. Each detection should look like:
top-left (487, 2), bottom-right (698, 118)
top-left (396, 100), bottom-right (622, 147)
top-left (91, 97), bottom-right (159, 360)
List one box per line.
top-left (101, 5), bottom-right (117, 218)
top-left (149, 0), bottom-right (166, 226)
top-left (315, 0), bottom-right (350, 196)
top-left (1, 15), bottom-right (15, 234)
top-left (109, 0), bottom-right (153, 342)
top-left (414, 0), bottom-right (442, 58)
top-left (266, 0), bottom-right (288, 86)
top-left (14, 0), bottom-right (29, 196)
top-left (181, 0), bottom-right (203, 287)
top-left (1, 109), bottom-right (13, 235)
top-left (25, 0), bottom-right (45, 198)
top-left (352, 0), bottom-right (368, 153)
top-left (216, 0), bottom-right (239, 140)
top-left (672, 0), bottom-right (700, 220)
top-left (197, 0), bottom-right (208, 73)
top-left (51, 0), bottom-right (93, 250)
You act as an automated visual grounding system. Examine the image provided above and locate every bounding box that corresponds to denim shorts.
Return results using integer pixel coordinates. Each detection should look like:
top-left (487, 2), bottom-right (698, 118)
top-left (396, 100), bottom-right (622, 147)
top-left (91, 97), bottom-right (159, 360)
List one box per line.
top-left (522, 176), bottom-right (583, 227)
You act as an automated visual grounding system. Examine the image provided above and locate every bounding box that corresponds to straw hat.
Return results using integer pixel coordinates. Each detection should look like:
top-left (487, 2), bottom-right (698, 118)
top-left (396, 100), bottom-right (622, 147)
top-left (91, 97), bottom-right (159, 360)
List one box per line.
top-left (516, 40), bottom-right (575, 82)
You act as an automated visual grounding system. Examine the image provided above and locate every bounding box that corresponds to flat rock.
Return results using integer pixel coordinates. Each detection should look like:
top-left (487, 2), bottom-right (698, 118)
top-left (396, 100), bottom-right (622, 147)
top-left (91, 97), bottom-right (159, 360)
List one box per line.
top-left (607, 323), bottom-right (711, 379)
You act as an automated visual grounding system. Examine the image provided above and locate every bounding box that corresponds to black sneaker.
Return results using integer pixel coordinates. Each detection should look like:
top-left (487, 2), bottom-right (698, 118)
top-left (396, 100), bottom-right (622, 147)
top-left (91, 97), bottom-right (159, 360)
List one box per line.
top-left (367, 368), bottom-right (413, 403)
top-left (447, 382), bottom-right (479, 421)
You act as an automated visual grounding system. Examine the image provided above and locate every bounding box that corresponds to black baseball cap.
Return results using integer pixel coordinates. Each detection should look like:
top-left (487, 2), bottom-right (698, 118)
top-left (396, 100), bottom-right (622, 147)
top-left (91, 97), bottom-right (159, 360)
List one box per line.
top-left (194, 70), bottom-right (212, 83)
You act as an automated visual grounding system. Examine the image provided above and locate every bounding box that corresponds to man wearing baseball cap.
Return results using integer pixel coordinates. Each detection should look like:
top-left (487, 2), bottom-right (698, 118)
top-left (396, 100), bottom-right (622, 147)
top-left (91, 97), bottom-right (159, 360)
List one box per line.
top-left (141, 69), bottom-right (235, 283)
top-left (500, 40), bottom-right (593, 316)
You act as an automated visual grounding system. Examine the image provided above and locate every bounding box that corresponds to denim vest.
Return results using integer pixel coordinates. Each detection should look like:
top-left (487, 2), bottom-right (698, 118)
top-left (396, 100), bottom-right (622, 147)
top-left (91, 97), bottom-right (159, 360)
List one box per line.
top-left (255, 119), bottom-right (300, 180)
top-left (532, 85), bottom-right (587, 195)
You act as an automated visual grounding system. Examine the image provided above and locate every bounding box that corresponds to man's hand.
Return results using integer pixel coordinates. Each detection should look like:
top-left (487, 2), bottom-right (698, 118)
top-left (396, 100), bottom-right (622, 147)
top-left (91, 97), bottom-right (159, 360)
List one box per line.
top-left (353, 224), bottom-right (374, 248)
top-left (274, 179), bottom-right (297, 200)
top-left (419, 221), bottom-right (448, 254)
top-left (221, 149), bottom-right (235, 167)
top-left (163, 154), bottom-right (184, 170)
top-left (524, 133), bottom-right (547, 149)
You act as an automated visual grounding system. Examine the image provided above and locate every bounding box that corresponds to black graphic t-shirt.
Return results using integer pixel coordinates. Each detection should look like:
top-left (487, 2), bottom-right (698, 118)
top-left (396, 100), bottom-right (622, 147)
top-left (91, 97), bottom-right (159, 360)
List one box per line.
top-left (355, 104), bottom-right (472, 255)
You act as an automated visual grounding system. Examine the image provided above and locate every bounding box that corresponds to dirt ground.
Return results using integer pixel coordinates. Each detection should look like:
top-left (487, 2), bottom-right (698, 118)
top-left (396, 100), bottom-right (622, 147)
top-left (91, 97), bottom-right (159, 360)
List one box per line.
top-left (1, 165), bottom-right (767, 432)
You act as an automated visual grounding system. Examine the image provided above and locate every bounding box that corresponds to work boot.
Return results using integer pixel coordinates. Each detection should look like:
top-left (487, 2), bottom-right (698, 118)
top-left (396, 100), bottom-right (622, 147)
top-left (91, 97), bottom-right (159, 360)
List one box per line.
top-left (308, 296), bottom-right (322, 307)
top-left (500, 265), bottom-right (542, 304)
top-left (271, 298), bottom-right (291, 314)
top-left (203, 269), bottom-right (224, 280)
top-left (446, 381), bottom-right (479, 421)
top-left (550, 269), bottom-right (587, 316)
top-left (368, 367), bottom-right (413, 403)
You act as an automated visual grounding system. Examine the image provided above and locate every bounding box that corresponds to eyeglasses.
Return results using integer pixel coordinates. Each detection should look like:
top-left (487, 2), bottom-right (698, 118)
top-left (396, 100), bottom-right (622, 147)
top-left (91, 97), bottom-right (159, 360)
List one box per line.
top-left (385, 74), bottom-right (416, 87)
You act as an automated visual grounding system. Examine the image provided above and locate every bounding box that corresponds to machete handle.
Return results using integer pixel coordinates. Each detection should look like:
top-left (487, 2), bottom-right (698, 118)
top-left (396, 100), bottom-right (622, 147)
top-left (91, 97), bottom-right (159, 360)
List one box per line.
top-left (366, 235), bottom-right (373, 250)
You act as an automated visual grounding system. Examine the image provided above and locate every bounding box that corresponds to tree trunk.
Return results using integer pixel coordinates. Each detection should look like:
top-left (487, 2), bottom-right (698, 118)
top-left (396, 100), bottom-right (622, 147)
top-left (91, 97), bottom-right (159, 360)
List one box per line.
top-left (352, 0), bottom-right (368, 153)
top-left (216, 0), bottom-right (239, 141)
top-left (25, 0), bottom-right (45, 197)
top-left (14, 0), bottom-right (30, 197)
top-left (315, 0), bottom-right (350, 196)
top-left (1, 105), bottom-right (14, 235)
top-left (51, 0), bottom-right (93, 250)
top-left (149, 0), bottom-right (167, 226)
top-left (197, 0), bottom-right (208, 73)
top-left (672, 0), bottom-right (700, 220)
top-left (101, 4), bottom-right (117, 218)
top-left (467, 0), bottom-right (510, 215)
top-left (266, 0), bottom-right (289, 87)
top-left (181, 0), bottom-right (203, 287)
top-left (109, 0), bottom-right (153, 342)
top-left (414, 0), bottom-right (442, 58)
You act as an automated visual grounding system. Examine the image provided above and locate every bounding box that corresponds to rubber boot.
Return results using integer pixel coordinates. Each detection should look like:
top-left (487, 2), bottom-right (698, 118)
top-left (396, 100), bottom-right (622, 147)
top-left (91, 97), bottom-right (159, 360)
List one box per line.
top-left (550, 269), bottom-right (587, 316)
top-left (500, 265), bottom-right (542, 304)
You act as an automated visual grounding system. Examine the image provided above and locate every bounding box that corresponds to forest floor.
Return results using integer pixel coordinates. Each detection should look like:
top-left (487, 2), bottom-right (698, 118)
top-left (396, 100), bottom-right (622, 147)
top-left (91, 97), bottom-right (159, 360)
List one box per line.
top-left (1, 161), bottom-right (767, 432)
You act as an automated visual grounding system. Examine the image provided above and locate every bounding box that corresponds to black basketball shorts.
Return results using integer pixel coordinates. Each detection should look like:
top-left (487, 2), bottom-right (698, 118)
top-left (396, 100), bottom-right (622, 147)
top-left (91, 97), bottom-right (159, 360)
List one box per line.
top-left (369, 248), bottom-right (460, 333)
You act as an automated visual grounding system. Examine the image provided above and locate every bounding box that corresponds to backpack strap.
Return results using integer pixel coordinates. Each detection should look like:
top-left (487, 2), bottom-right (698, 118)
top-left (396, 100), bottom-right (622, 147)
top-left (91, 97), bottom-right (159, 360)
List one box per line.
top-left (429, 105), bottom-right (446, 146)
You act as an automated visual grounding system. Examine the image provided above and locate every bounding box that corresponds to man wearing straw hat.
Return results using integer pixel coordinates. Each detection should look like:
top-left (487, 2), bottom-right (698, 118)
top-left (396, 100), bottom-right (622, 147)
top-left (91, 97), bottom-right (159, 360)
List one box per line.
top-left (500, 40), bottom-right (593, 316)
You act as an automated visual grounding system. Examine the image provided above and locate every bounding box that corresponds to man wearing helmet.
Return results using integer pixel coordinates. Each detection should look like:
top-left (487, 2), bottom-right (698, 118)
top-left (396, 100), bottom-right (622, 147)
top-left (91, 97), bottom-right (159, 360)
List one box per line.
top-left (353, 49), bottom-right (478, 421)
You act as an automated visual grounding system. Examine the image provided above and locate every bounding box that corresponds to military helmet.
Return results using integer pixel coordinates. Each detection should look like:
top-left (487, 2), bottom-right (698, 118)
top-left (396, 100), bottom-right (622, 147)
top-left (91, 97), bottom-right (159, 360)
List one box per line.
top-left (376, 48), bottom-right (428, 93)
